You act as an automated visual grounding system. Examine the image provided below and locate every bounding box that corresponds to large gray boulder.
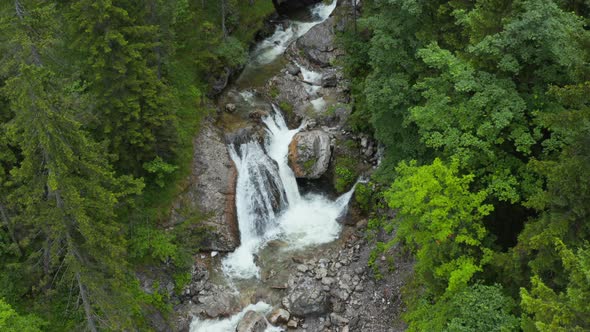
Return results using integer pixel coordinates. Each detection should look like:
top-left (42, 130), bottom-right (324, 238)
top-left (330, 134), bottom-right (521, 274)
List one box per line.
top-left (169, 121), bottom-right (239, 252)
top-left (288, 130), bottom-right (332, 179)
top-left (236, 311), bottom-right (267, 332)
top-left (296, 18), bottom-right (336, 67)
top-left (284, 275), bottom-right (329, 316)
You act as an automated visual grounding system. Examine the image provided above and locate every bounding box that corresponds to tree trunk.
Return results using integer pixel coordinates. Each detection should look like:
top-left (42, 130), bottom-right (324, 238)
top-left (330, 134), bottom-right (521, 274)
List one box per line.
top-left (221, 0), bottom-right (228, 38)
top-left (76, 272), bottom-right (98, 332)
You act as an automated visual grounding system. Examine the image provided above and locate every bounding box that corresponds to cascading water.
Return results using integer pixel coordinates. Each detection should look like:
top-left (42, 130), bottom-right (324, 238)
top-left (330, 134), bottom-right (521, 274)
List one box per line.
top-left (222, 109), bottom-right (356, 280)
top-left (191, 1), bottom-right (352, 331)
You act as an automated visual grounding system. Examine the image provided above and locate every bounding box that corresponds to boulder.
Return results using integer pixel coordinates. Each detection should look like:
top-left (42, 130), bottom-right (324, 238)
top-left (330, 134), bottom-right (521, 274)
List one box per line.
top-left (288, 130), bottom-right (332, 179)
top-left (321, 72), bottom-right (338, 87)
top-left (225, 103), bottom-right (237, 113)
top-left (286, 63), bottom-right (301, 76)
top-left (284, 275), bottom-right (329, 316)
top-left (267, 308), bottom-right (290, 325)
top-left (209, 67), bottom-right (231, 97)
top-left (198, 291), bottom-right (238, 318)
top-left (296, 18), bottom-right (336, 67)
top-left (236, 311), bottom-right (267, 332)
top-left (169, 122), bottom-right (239, 251)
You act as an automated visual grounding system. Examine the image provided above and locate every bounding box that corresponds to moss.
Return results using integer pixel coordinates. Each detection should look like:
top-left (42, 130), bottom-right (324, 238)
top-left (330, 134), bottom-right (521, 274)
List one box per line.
top-left (334, 155), bottom-right (358, 193)
top-left (270, 85), bottom-right (280, 98)
top-left (278, 101), bottom-right (294, 118)
top-left (303, 158), bottom-right (317, 173)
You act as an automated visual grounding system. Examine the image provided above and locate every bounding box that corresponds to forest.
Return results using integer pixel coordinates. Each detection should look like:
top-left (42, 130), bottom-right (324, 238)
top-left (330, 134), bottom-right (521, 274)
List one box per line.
top-left (342, 0), bottom-right (590, 331)
top-left (0, 0), bottom-right (275, 330)
top-left (0, 0), bottom-right (589, 331)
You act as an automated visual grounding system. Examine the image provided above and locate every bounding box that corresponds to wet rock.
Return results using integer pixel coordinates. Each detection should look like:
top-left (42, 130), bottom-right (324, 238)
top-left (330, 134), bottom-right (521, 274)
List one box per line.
top-left (266, 76), bottom-right (308, 125)
top-left (285, 276), bottom-right (329, 316)
top-left (288, 130), bottom-right (332, 179)
top-left (321, 72), bottom-right (338, 88)
top-left (225, 103), bottom-right (237, 113)
top-left (267, 308), bottom-right (291, 325)
top-left (249, 109), bottom-right (270, 123)
top-left (296, 18), bottom-right (336, 67)
top-left (169, 121), bottom-right (239, 251)
top-left (286, 63), bottom-right (301, 76)
top-left (198, 291), bottom-right (237, 318)
top-left (225, 126), bottom-right (266, 146)
top-left (236, 311), bottom-right (267, 332)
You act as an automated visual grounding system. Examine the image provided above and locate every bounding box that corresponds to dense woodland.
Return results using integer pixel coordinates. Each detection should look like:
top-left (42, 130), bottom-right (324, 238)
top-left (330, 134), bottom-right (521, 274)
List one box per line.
top-left (0, 0), bottom-right (275, 330)
top-left (343, 0), bottom-right (590, 331)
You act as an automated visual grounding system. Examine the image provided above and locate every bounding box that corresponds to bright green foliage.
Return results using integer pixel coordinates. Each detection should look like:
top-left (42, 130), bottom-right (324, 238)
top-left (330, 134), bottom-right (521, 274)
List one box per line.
top-left (143, 156), bottom-right (179, 188)
top-left (520, 242), bottom-right (590, 331)
top-left (343, 0), bottom-right (590, 329)
top-left (385, 159), bottom-right (493, 294)
top-left (0, 299), bottom-right (44, 332)
top-left (410, 43), bottom-right (533, 202)
top-left (445, 284), bottom-right (520, 332)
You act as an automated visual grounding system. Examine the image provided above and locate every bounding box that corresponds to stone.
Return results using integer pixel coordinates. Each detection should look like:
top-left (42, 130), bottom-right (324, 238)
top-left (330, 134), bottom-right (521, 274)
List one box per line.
top-left (285, 276), bottom-right (329, 316)
top-left (267, 308), bottom-right (291, 325)
top-left (330, 313), bottom-right (350, 326)
top-left (209, 67), bottom-right (231, 96)
top-left (287, 319), bottom-right (298, 328)
top-left (198, 291), bottom-right (236, 318)
top-left (249, 109), bottom-right (270, 123)
top-left (236, 310), bottom-right (267, 332)
top-left (286, 63), bottom-right (301, 76)
top-left (225, 103), bottom-right (237, 113)
top-left (288, 130), bottom-right (332, 179)
top-left (321, 72), bottom-right (338, 87)
top-left (169, 121), bottom-right (239, 251)
top-left (296, 18), bottom-right (336, 67)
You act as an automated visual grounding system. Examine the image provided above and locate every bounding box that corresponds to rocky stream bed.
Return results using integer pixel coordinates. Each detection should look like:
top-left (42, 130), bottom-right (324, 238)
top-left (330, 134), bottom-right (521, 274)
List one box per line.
top-left (148, 1), bottom-right (414, 331)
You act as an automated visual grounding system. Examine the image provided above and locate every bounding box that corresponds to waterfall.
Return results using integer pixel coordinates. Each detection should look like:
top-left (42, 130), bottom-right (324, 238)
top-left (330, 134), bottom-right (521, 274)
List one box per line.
top-left (245, 0), bottom-right (337, 67)
top-left (222, 109), bottom-right (357, 279)
top-left (190, 302), bottom-right (282, 332)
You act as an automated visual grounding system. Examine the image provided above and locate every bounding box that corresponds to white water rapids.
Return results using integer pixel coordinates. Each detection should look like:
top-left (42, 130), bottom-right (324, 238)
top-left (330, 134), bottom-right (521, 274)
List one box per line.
top-left (248, 0), bottom-right (337, 66)
top-left (222, 109), bottom-right (355, 280)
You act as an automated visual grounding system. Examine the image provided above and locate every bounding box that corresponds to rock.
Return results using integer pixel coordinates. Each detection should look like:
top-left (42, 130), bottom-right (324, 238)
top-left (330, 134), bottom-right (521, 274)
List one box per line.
top-left (273, 0), bottom-right (322, 13)
top-left (236, 311), bottom-right (267, 332)
top-left (297, 264), bottom-right (309, 273)
top-left (296, 18), bottom-right (336, 67)
top-left (249, 109), bottom-right (270, 123)
top-left (287, 320), bottom-right (298, 328)
top-left (321, 72), bottom-right (338, 88)
top-left (285, 276), bottom-right (329, 316)
top-left (330, 313), bottom-right (350, 326)
top-left (225, 126), bottom-right (266, 146)
top-left (266, 76), bottom-right (308, 125)
top-left (267, 308), bottom-right (291, 325)
top-left (286, 63), bottom-right (301, 76)
top-left (209, 67), bottom-right (231, 96)
top-left (198, 291), bottom-right (237, 318)
top-left (288, 130), bottom-right (332, 179)
top-left (225, 103), bottom-right (237, 113)
top-left (169, 121), bottom-right (239, 251)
